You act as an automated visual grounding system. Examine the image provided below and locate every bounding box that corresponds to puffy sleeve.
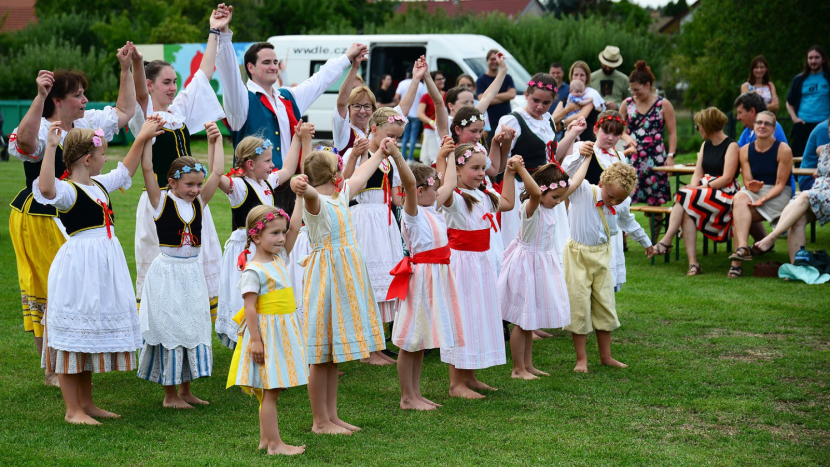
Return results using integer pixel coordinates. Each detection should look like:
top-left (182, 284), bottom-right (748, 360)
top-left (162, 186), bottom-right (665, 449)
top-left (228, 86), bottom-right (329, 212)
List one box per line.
top-left (127, 100), bottom-right (147, 138)
top-left (267, 171), bottom-right (281, 189)
top-left (496, 114), bottom-right (521, 152)
top-left (226, 176), bottom-right (249, 207)
top-left (616, 198), bottom-right (651, 247)
top-left (169, 69), bottom-right (226, 134)
top-left (82, 107), bottom-right (120, 141)
top-left (332, 106), bottom-right (351, 151)
top-left (9, 121), bottom-right (49, 162)
top-left (92, 162), bottom-right (133, 193)
top-left (32, 177), bottom-right (76, 210)
top-left (237, 269), bottom-right (261, 295)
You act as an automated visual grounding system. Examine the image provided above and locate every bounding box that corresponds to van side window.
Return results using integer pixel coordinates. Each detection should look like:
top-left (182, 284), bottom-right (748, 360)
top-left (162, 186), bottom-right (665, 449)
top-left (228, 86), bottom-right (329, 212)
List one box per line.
top-left (437, 59), bottom-right (464, 89)
top-left (311, 60), bottom-right (367, 94)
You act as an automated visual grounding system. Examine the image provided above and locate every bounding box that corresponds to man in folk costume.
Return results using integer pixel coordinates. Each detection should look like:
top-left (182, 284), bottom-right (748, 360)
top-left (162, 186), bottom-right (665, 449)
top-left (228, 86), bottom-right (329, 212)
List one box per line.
top-left (213, 4), bottom-right (368, 214)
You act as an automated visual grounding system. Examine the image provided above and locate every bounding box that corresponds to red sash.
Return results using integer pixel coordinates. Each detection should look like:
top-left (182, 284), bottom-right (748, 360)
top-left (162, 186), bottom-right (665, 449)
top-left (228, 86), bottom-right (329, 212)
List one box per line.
top-left (447, 228), bottom-right (490, 252)
top-left (385, 245), bottom-right (451, 301)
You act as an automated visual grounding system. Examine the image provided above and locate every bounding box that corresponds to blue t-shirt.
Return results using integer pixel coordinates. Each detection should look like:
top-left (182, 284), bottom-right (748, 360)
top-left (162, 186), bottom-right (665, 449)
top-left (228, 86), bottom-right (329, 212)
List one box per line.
top-left (798, 73), bottom-right (830, 123)
top-left (799, 119), bottom-right (830, 190)
top-left (738, 122), bottom-right (795, 195)
top-left (476, 73), bottom-right (515, 132)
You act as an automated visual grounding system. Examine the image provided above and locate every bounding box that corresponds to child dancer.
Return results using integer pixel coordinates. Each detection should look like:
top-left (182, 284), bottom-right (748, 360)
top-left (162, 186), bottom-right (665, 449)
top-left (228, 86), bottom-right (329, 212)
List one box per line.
top-left (563, 162), bottom-right (655, 373)
top-left (388, 138), bottom-right (464, 410)
top-left (34, 119), bottom-right (153, 424)
top-left (499, 154), bottom-right (591, 380)
top-left (214, 122), bottom-right (311, 348)
top-left (440, 143), bottom-right (520, 399)
top-left (136, 122), bottom-right (225, 408)
top-left (227, 205), bottom-right (307, 456)
top-left (291, 140), bottom-right (393, 434)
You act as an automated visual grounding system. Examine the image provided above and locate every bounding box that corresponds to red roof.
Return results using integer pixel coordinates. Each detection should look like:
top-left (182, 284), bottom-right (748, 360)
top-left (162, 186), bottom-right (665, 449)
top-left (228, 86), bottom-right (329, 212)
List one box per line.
top-left (396, 0), bottom-right (540, 18)
top-left (0, 0), bottom-right (37, 33)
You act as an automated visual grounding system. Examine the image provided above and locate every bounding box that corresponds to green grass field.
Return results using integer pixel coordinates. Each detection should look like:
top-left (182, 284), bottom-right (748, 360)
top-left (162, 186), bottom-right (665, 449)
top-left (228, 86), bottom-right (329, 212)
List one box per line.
top-left (0, 144), bottom-right (828, 466)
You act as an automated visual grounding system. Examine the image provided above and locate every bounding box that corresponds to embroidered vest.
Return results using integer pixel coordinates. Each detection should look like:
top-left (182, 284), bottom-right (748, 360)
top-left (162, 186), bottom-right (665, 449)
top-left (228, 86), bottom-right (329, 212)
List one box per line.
top-left (58, 180), bottom-right (115, 236)
top-left (229, 89), bottom-right (300, 169)
top-left (509, 112), bottom-right (558, 171)
top-left (151, 125), bottom-right (192, 190)
top-left (231, 179), bottom-right (276, 230)
top-left (155, 195), bottom-right (203, 248)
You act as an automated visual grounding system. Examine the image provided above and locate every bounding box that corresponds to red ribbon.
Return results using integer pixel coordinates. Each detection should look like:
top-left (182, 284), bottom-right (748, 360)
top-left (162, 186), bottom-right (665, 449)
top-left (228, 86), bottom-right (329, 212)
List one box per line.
top-left (178, 229), bottom-right (200, 247)
top-left (447, 228), bottom-right (490, 252)
top-left (596, 200), bottom-right (616, 215)
top-left (385, 245), bottom-right (451, 301)
top-left (482, 213), bottom-right (499, 232)
top-left (97, 199), bottom-right (114, 238)
top-left (59, 170), bottom-right (70, 180)
top-left (225, 167), bottom-right (244, 178)
top-left (545, 140), bottom-right (558, 164)
top-left (382, 168), bottom-right (392, 225)
top-left (237, 249), bottom-right (251, 271)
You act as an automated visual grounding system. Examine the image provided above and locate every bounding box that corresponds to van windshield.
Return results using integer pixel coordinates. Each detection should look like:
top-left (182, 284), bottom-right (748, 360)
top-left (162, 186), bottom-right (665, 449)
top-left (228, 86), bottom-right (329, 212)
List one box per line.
top-left (463, 58), bottom-right (532, 93)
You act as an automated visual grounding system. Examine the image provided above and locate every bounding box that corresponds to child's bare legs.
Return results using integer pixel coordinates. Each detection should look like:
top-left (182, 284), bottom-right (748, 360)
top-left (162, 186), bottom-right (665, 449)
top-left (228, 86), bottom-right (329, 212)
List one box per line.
top-left (524, 331), bottom-right (549, 376)
top-left (361, 350), bottom-right (395, 365)
top-left (308, 362), bottom-right (351, 434)
top-left (597, 330), bottom-right (627, 368)
top-left (448, 365), bottom-right (483, 399)
top-left (510, 326), bottom-right (537, 380)
top-left (58, 372), bottom-right (100, 425)
top-left (260, 389), bottom-right (305, 455)
top-left (411, 350), bottom-right (439, 406)
top-left (326, 362), bottom-right (360, 432)
top-left (163, 385), bottom-right (193, 409)
top-left (465, 370), bottom-right (497, 391)
top-left (397, 350), bottom-right (434, 410)
top-left (572, 333), bottom-right (589, 373)
top-left (178, 381), bottom-right (208, 405)
top-left (77, 371), bottom-right (118, 418)
top-left (533, 329), bottom-right (553, 338)
top-left (35, 336), bottom-right (59, 386)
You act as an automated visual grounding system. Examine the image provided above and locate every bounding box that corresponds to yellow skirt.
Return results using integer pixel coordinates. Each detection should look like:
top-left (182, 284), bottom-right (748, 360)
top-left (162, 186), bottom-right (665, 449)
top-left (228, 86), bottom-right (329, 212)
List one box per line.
top-left (9, 206), bottom-right (66, 337)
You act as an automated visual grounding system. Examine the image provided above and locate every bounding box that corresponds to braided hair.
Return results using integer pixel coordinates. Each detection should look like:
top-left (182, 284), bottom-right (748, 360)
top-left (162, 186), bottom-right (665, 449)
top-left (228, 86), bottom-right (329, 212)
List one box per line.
top-left (62, 128), bottom-right (106, 173)
top-left (454, 143), bottom-right (499, 212)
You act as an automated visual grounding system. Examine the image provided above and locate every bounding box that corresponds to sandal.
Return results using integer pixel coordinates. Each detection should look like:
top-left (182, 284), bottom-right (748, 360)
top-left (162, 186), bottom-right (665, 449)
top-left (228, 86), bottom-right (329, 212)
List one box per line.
top-left (728, 246), bottom-right (753, 261)
top-left (749, 243), bottom-right (774, 257)
top-left (687, 264), bottom-right (702, 276)
top-left (654, 241), bottom-right (673, 255)
top-left (727, 266), bottom-right (743, 278)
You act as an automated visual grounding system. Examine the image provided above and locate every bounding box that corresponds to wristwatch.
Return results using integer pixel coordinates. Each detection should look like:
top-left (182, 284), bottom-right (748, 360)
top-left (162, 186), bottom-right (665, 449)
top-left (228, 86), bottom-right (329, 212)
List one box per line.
top-left (667, 152), bottom-right (675, 159)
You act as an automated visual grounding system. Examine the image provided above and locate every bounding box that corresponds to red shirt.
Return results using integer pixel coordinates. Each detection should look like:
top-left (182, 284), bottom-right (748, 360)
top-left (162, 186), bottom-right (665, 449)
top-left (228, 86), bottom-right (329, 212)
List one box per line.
top-left (420, 93), bottom-right (436, 130)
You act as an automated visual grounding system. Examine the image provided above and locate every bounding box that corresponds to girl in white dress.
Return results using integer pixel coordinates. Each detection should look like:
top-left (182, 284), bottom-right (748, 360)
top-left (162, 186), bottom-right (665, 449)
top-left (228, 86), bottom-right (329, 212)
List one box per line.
top-left (136, 122), bottom-right (225, 409)
top-left (440, 143), bottom-right (520, 399)
top-left (34, 120), bottom-right (152, 425)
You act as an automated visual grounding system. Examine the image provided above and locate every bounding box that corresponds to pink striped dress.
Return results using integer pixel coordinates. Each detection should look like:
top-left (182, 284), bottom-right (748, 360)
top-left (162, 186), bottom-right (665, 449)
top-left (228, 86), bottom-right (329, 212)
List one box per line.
top-left (391, 206), bottom-right (465, 352)
top-left (439, 189), bottom-right (506, 370)
top-left (498, 201), bottom-right (570, 330)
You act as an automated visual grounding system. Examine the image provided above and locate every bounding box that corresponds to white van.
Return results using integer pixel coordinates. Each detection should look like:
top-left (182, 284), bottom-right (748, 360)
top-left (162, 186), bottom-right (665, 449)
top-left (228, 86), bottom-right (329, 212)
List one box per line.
top-left (270, 34), bottom-right (533, 134)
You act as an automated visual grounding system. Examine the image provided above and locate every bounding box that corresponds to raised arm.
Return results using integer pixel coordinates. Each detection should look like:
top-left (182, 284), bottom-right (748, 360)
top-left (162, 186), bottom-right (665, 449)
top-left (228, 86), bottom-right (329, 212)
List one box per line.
top-left (14, 71), bottom-right (53, 156)
top-left (515, 160), bottom-right (541, 217)
top-left (131, 48), bottom-right (149, 116)
top-left (561, 149), bottom-right (592, 199)
top-left (127, 115), bottom-right (165, 178)
top-left (114, 43), bottom-right (138, 129)
top-left (201, 122), bottom-right (225, 204)
top-left (36, 121), bottom-right (63, 200)
top-left (556, 117), bottom-right (588, 163)
top-left (398, 57), bottom-right (426, 116)
top-left (284, 194), bottom-right (304, 255)
top-left (276, 120), bottom-right (312, 183)
top-left (291, 174), bottom-right (320, 215)
top-left (424, 69), bottom-right (448, 140)
top-left (291, 43), bottom-right (363, 114)
top-left (387, 143), bottom-right (418, 217)
top-left (347, 137), bottom-right (392, 196)
top-left (497, 155), bottom-right (520, 212)
top-left (486, 127), bottom-right (515, 176)
top-left (475, 54), bottom-right (508, 113)
top-left (336, 58), bottom-right (362, 119)
top-left (342, 137), bottom-right (368, 179)
top-left (214, 5), bottom-right (250, 131)
top-left (141, 129), bottom-right (162, 209)
top-left (202, 7), bottom-right (229, 81)
top-left (435, 144), bottom-right (457, 207)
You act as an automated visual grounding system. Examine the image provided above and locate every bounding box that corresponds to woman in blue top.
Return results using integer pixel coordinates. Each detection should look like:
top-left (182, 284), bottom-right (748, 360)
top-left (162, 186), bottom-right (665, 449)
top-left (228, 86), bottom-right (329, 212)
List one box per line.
top-left (786, 46), bottom-right (830, 164)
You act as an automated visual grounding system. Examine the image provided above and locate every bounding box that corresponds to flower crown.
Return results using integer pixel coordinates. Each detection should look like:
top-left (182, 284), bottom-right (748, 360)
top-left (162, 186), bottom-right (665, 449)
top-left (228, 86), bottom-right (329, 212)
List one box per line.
top-left (539, 180), bottom-right (570, 192)
top-left (92, 128), bottom-right (104, 148)
top-left (173, 162), bottom-right (207, 179)
top-left (313, 145), bottom-right (343, 171)
top-left (386, 114), bottom-right (408, 124)
top-left (458, 114), bottom-right (486, 128)
top-left (247, 209), bottom-right (290, 237)
top-left (527, 80), bottom-right (557, 93)
top-left (255, 139), bottom-right (274, 155)
top-left (595, 115), bottom-right (624, 128)
top-left (457, 143), bottom-right (488, 165)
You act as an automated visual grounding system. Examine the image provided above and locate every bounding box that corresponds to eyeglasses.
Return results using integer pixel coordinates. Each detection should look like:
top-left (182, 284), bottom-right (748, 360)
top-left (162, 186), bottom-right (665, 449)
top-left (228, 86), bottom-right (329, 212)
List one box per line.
top-left (754, 120), bottom-right (775, 127)
top-left (350, 104), bottom-right (373, 112)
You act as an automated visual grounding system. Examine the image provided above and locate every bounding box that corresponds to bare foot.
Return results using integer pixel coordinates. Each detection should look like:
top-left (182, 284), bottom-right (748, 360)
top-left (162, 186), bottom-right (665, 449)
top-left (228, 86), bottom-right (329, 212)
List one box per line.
top-left (258, 440), bottom-right (267, 450)
top-left (532, 333), bottom-right (543, 341)
top-left (360, 353), bottom-right (394, 366)
top-left (449, 384), bottom-right (485, 399)
top-left (163, 395), bottom-right (194, 409)
top-left (400, 397), bottom-right (436, 411)
top-left (267, 442), bottom-right (306, 456)
top-left (600, 358), bottom-right (628, 368)
top-left (527, 366), bottom-right (550, 377)
top-left (574, 361), bottom-right (589, 373)
top-left (378, 351), bottom-right (397, 363)
top-left (44, 372), bottom-right (60, 387)
top-left (84, 405), bottom-right (120, 418)
top-left (466, 379), bottom-right (498, 391)
top-left (533, 330), bottom-right (553, 338)
top-left (312, 421), bottom-right (352, 435)
top-left (511, 370), bottom-right (539, 380)
top-left (331, 417), bottom-right (361, 432)
top-left (753, 238), bottom-right (774, 254)
top-left (65, 411), bottom-right (101, 425)
top-left (417, 395), bottom-right (441, 407)
top-left (179, 393), bottom-right (209, 405)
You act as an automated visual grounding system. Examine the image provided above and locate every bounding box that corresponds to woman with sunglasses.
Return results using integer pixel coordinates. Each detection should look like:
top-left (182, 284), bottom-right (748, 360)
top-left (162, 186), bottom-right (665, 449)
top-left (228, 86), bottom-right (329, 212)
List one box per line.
top-left (727, 110), bottom-right (793, 277)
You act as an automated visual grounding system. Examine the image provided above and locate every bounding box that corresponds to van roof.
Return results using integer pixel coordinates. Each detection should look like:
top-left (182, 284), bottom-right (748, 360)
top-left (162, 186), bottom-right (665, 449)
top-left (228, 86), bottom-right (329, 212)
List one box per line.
top-left (266, 34), bottom-right (512, 59)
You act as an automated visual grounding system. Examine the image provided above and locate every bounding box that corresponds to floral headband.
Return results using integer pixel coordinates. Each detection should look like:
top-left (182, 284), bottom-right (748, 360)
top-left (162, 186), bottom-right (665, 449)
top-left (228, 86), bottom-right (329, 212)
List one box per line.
top-left (457, 143), bottom-right (488, 165)
top-left (92, 128), bottom-right (104, 148)
top-left (595, 115), bottom-right (624, 129)
top-left (458, 114), bottom-right (486, 127)
top-left (313, 145), bottom-right (344, 171)
top-left (173, 162), bottom-right (207, 179)
top-left (255, 139), bottom-right (274, 155)
top-left (527, 80), bottom-right (556, 92)
top-left (387, 114), bottom-right (408, 124)
top-left (247, 209), bottom-right (290, 237)
top-left (539, 180), bottom-right (570, 192)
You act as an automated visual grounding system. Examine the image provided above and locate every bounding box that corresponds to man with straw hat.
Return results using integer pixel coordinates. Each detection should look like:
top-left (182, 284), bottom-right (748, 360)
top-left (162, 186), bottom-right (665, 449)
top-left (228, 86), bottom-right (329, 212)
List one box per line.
top-left (591, 45), bottom-right (630, 111)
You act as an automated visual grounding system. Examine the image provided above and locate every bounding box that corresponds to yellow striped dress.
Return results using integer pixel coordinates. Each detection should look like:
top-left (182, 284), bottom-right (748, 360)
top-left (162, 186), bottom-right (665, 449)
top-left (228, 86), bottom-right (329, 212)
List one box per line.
top-left (227, 258), bottom-right (308, 390)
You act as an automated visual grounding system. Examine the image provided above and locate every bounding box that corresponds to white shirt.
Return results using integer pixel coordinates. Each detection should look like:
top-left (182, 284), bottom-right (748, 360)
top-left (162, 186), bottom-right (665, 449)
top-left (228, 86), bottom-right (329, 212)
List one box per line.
top-left (394, 79), bottom-right (427, 118)
top-left (562, 143), bottom-right (627, 176)
top-left (216, 30), bottom-right (351, 161)
top-left (496, 108), bottom-right (557, 153)
top-left (152, 191), bottom-right (203, 258)
top-left (226, 174), bottom-right (281, 209)
top-left (583, 87), bottom-right (606, 112)
top-left (10, 108), bottom-right (119, 163)
top-left (332, 105), bottom-right (403, 152)
top-left (567, 180), bottom-right (651, 248)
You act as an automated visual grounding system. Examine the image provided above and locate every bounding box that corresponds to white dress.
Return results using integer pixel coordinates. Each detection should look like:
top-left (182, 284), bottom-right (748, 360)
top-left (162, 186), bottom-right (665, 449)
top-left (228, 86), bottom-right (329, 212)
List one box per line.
top-left (439, 189), bottom-right (506, 370)
top-left (498, 201), bottom-right (570, 330)
top-left (131, 70), bottom-right (225, 305)
top-left (215, 173), bottom-right (281, 349)
top-left (346, 150), bottom-right (404, 323)
top-left (33, 163), bottom-right (141, 369)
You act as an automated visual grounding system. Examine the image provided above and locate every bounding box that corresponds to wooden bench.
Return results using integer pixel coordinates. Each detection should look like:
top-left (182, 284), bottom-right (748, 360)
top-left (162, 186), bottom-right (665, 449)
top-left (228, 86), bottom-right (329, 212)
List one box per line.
top-left (630, 205), bottom-right (675, 265)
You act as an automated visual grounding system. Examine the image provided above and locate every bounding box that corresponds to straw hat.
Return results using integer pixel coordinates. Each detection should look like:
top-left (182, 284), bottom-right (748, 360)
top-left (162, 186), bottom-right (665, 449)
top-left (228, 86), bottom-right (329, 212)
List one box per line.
top-left (598, 46), bottom-right (623, 68)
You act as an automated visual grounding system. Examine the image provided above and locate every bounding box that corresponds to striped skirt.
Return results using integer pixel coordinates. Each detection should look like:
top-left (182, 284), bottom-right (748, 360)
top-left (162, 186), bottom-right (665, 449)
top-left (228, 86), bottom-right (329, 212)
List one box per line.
top-left (137, 342), bottom-right (212, 385)
top-left (676, 176), bottom-right (739, 242)
top-left (43, 347), bottom-right (136, 374)
top-left (231, 313), bottom-right (308, 390)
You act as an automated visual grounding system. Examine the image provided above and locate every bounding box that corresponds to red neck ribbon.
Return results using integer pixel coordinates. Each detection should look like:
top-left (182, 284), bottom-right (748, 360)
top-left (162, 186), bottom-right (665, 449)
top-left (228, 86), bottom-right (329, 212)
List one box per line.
top-left (97, 200), bottom-right (114, 238)
top-left (596, 200), bottom-right (616, 215)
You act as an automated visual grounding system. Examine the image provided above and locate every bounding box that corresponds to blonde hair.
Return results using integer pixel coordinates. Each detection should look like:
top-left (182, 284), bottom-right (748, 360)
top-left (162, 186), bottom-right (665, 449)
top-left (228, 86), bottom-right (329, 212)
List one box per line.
top-left (239, 205), bottom-right (287, 269)
top-left (600, 163), bottom-right (638, 195)
top-left (410, 162), bottom-right (437, 188)
top-left (694, 107), bottom-right (728, 135)
top-left (303, 149), bottom-right (341, 199)
top-left (348, 85), bottom-right (377, 112)
top-left (569, 61), bottom-right (592, 86)
top-left (370, 107), bottom-right (407, 129)
top-left (233, 135), bottom-right (269, 175)
top-left (62, 128), bottom-right (107, 173)
top-left (757, 110), bottom-right (777, 125)
top-left (454, 143), bottom-right (499, 211)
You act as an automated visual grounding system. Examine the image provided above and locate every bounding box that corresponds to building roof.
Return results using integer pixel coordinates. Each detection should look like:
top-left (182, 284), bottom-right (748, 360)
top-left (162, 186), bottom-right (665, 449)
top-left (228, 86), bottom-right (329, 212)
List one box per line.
top-left (396, 0), bottom-right (544, 19)
top-left (0, 0), bottom-right (37, 33)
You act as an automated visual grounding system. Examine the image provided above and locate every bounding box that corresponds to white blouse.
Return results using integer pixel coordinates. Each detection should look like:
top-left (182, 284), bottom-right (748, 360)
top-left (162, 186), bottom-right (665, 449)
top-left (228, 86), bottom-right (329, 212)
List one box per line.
top-left (226, 174), bottom-right (281, 208)
top-left (496, 108), bottom-right (557, 153)
top-left (567, 180), bottom-right (650, 248)
top-left (11, 108), bottom-right (119, 163)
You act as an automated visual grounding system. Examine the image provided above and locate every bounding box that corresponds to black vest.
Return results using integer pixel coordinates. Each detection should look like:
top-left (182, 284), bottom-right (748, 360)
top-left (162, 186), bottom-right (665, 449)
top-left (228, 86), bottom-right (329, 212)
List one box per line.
top-left (585, 147), bottom-right (621, 185)
top-left (58, 179), bottom-right (115, 236)
top-left (11, 144), bottom-right (66, 217)
top-left (231, 179), bottom-right (276, 230)
top-left (155, 194), bottom-right (203, 248)
top-left (351, 154), bottom-right (396, 206)
top-left (509, 112), bottom-right (558, 172)
top-left (151, 124), bottom-right (192, 190)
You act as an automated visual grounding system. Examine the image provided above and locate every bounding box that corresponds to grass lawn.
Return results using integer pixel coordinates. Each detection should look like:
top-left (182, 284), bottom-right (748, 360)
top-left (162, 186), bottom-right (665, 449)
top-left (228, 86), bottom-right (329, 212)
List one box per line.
top-left (0, 143), bottom-right (828, 466)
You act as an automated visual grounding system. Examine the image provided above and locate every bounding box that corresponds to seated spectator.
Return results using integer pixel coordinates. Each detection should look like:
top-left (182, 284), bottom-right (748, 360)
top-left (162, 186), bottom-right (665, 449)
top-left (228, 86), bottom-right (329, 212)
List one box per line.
top-left (798, 118), bottom-right (829, 190)
top-left (786, 46), bottom-right (830, 166)
top-left (754, 124), bottom-right (830, 261)
top-left (374, 73), bottom-right (396, 108)
top-left (728, 111), bottom-right (793, 277)
top-left (740, 55), bottom-right (779, 113)
top-left (653, 108), bottom-right (739, 275)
